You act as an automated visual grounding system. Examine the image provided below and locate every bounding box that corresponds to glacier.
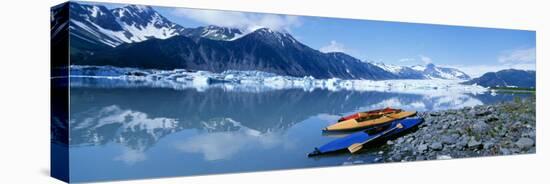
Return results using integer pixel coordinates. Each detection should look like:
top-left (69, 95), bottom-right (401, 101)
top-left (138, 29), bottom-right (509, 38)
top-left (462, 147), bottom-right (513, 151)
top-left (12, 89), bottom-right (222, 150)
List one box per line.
top-left (68, 65), bottom-right (488, 95)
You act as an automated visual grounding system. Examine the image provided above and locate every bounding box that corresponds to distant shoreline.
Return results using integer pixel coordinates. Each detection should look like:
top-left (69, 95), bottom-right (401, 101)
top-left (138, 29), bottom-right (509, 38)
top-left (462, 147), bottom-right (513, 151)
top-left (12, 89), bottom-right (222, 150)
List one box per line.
top-left (490, 87), bottom-right (535, 94)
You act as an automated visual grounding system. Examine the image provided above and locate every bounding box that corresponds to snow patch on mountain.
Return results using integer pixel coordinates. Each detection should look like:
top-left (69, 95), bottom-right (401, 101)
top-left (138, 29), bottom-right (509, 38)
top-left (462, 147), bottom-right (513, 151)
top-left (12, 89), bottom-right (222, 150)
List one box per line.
top-left (372, 62), bottom-right (470, 80)
top-left (411, 65), bottom-right (426, 71)
top-left (70, 19), bottom-right (132, 47)
top-left (69, 3), bottom-right (185, 47)
top-left (372, 62), bottom-right (405, 74)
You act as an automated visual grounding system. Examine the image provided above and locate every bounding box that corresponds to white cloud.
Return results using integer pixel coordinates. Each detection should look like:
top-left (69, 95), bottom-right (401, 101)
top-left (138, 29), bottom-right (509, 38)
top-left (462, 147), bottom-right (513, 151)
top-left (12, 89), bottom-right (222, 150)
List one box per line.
top-left (171, 8), bottom-right (301, 32)
top-left (319, 40), bottom-right (346, 53)
top-left (176, 130), bottom-right (282, 161)
top-left (498, 47), bottom-right (536, 63)
top-left (450, 47), bottom-right (537, 77)
top-left (419, 55), bottom-right (433, 64)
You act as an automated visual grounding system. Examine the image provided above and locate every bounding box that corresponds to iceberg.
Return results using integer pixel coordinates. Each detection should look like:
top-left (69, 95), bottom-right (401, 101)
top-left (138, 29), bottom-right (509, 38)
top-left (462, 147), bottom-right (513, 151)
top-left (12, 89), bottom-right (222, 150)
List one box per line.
top-left (68, 65), bottom-right (488, 95)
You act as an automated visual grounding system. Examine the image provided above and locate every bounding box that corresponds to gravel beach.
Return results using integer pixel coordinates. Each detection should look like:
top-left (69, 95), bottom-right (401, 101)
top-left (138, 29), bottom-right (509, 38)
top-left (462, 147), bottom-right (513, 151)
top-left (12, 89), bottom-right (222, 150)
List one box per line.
top-left (383, 96), bottom-right (535, 162)
top-left (343, 95), bottom-right (536, 165)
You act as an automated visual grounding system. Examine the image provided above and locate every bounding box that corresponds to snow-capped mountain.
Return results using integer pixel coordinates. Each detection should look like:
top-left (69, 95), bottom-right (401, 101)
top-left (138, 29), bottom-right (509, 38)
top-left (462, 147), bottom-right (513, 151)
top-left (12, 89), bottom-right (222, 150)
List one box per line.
top-left (75, 27), bottom-right (399, 79)
top-left (373, 62), bottom-right (470, 80)
top-left (245, 28), bottom-right (300, 46)
top-left (111, 5), bottom-right (185, 42)
top-left (69, 3), bottom-right (185, 47)
top-left (371, 62), bottom-right (426, 79)
top-left (412, 63), bottom-right (470, 80)
top-left (182, 25), bottom-right (245, 41)
top-left (63, 2), bottom-right (469, 80)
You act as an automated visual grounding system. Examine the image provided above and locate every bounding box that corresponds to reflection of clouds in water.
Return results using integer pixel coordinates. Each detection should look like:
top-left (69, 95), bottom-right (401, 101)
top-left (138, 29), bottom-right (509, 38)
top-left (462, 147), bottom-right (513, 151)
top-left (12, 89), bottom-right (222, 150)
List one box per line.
top-left (73, 105), bottom-right (178, 142)
top-left (114, 149), bottom-right (147, 165)
top-left (358, 94), bottom-right (483, 112)
top-left (316, 114), bottom-right (340, 122)
top-left (376, 98), bottom-right (422, 110)
top-left (175, 118), bottom-right (283, 161)
top-left (430, 94), bottom-right (483, 110)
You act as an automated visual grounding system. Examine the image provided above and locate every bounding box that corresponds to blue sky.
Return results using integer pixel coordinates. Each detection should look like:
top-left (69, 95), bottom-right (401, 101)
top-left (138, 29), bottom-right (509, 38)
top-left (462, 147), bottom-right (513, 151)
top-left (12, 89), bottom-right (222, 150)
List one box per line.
top-left (99, 2), bottom-right (536, 77)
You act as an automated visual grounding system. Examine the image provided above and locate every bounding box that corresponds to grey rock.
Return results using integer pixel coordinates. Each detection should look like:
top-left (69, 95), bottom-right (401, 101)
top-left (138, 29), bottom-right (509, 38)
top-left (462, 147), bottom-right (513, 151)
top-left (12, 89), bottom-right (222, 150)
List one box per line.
top-left (515, 138), bottom-right (535, 149)
top-left (527, 131), bottom-right (536, 139)
top-left (430, 112), bottom-right (441, 116)
top-left (418, 144), bottom-right (428, 153)
top-left (498, 130), bottom-right (507, 137)
top-left (352, 160), bottom-right (364, 164)
top-left (472, 121), bottom-right (490, 134)
top-left (422, 134), bottom-right (433, 140)
top-left (485, 115), bottom-right (499, 122)
top-left (509, 148), bottom-right (521, 154)
top-left (475, 110), bottom-right (491, 116)
top-left (500, 148), bottom-right (511, 155)
top-left (391, 154), bottom-right (402, 161)
top-left (468, 139), bottom-right (482, 149)
top-left (457, 138), bottom-right (469, 148)
top-left (430, 142), bottom-right (443, 151)
top-left (396, 137), bottom-right (405, 144)
top-left (436, 155), bottom-right (453, 160)
top-left (441, 135), bottom-right (456, 145)
top-left (483, 141), bottom-right (495, 149)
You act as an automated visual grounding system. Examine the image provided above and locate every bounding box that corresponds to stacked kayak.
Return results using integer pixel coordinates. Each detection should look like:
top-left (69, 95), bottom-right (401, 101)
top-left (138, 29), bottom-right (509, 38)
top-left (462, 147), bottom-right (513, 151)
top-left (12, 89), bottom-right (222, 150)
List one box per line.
top-left (324, 110), bottom-right (417, 131)
top-left (337, 107), bottom-right (400, 122)
top-left (309, 117), bottom-right (423, 157)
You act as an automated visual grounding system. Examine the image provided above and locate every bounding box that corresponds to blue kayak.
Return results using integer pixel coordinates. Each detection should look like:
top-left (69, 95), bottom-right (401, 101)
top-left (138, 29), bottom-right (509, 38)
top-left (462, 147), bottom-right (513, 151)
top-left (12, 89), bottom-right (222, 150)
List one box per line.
top-left (308, 117), bottom-right (423, 157)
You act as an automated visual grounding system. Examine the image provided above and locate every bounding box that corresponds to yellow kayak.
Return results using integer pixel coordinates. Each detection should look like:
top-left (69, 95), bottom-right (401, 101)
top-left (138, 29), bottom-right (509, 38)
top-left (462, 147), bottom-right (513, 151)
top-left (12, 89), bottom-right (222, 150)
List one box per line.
top-left (323, 111), bottom-right (417, 131)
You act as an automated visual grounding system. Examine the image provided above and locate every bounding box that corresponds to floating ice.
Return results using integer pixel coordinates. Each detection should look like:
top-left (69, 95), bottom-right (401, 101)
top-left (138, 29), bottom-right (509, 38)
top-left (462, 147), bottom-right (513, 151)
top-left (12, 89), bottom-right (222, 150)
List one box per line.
top-left (68, 65), bottom-right (488, 95)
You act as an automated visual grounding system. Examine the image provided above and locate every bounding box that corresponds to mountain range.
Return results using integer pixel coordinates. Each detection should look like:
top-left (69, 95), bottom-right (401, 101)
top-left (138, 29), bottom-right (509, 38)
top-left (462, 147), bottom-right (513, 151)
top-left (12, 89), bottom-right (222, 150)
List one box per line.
top-left (372, 62), bottom-right (470, 80)
top-left (60, 2), bottom-right (471, 80)
top-left (462, 69), bottom-right (535, 88)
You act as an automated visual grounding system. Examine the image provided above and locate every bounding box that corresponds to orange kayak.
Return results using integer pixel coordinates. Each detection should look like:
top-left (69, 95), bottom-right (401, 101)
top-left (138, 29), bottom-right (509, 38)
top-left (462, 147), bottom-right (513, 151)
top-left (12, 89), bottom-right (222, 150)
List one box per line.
top-left (324, 111), bottom-right (417, 131)
top-left (338, 107), bottom-right (401, 122)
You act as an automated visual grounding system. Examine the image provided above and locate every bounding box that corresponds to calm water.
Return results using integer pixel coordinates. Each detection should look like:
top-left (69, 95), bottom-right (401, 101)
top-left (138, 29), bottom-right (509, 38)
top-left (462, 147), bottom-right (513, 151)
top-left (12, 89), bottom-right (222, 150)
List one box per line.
top-left (68, 85), bottom-right (530, 182)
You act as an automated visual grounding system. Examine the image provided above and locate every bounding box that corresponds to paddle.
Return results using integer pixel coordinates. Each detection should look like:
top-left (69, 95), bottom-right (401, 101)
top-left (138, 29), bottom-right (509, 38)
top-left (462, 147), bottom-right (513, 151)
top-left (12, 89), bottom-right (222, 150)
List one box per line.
top-left (347, 123), bottom-right (403, 154)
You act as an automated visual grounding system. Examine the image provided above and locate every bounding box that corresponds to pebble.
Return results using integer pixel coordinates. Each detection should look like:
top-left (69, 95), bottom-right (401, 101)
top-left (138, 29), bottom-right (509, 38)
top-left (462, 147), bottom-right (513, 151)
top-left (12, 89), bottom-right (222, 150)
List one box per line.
top-left (483, 141), bottom-right (495, 149)
top-left (468, 139), bottom-right (482, 149)
top-left (515, 138), bottom-right (535, 149)
top-left (475, 110), bottom-right (491, 116)
top-left (441, 135), bottom-right (456, 145)
top-left (500, 148), bottom-right (511, 155)
top-left (457, 137), bottom-right (469, 148)
top-left (429, 142), bottom-right (443, 151)
top-left (353, 160), bottom-right (364, 164)
top-left (472, 121), bottom-right (490, 134)
top-left (342, 162), bottom-right (353, 166)
top-left (418, 144), bottom-right (428, 153)
top-left (436, 155), bottom-right (453, 160)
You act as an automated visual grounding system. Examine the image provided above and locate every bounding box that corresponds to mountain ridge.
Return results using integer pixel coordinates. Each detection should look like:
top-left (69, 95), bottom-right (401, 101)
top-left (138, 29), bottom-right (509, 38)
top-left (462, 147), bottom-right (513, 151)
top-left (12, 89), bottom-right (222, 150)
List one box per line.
top-left (372, 62), bottom-right (471, 80)
top-left (65, 2), bottom-right (472, 80)
top-left (462, 69), bottom-right (535, 88)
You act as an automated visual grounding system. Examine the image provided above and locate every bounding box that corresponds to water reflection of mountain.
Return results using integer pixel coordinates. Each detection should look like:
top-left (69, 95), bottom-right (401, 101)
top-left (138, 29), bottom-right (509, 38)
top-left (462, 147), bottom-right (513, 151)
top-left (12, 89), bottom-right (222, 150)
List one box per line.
top-left (68, 87), bottom-right (525, 151)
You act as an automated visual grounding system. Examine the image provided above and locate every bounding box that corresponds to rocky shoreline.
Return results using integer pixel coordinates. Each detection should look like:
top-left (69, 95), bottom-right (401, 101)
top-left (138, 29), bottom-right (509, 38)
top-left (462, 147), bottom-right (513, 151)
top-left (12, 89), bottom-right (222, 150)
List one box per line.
top-left (375, 96), bottom-right (536, 162)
